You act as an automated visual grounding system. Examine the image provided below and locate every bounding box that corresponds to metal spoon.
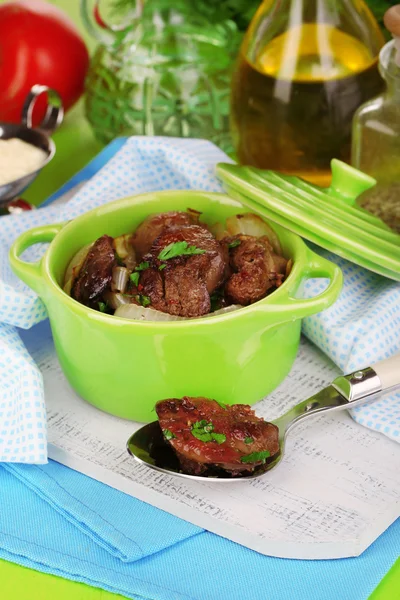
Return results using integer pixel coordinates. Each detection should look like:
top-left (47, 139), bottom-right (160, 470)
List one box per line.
top-left (127, 354), bottom-right (400, 481)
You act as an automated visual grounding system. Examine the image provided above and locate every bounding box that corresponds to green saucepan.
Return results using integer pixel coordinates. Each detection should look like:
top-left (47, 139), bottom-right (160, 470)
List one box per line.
top-left (9, 191), bottom-right (343, 422)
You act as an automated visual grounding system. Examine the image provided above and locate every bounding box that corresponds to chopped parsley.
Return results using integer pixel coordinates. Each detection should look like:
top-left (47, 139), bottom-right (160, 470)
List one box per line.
top-left (130, 262), bottom-right (150, 286)
top-left (158, 264), bottom-right (166, 271)
top-left (135, 261), bottom-right (149, 271)
top-left (135, 294), bottom-right (151, 307)
top-left (214, 400), bottom-right (227, 410)
top-left (240, 450), bottom-right (270, 464)
top-left (211, 433), bottom-right (226, 444)
top-left (244, 437), bottom-right (254, 445)
top-left (130, 272), bottom-right (140, 286)
top-left (158, 241), bottom-right (206, 261)
top-left (163, 429), bottom-right (176, 440)
top-left (210, 290), bottom-right (224, 312)
top-left (228, 239), bottom-right (241, 249)
top-left (98, 301), bottom-right (108, 313)
top-left (192, 430), bottom-right (214, 442)
top-left (191, 420), bottom-right (226, 444)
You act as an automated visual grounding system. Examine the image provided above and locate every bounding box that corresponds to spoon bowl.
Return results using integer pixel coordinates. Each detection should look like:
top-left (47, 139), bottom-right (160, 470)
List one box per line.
top-left (0, 85), bottom-right (63, 208)
top-left (127, 357), bottom-right (400, 481)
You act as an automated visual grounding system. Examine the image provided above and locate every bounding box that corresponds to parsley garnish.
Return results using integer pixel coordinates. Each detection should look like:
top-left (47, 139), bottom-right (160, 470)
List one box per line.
top-left (130, 272), bottom-right (140, 286)
top-left (210, 290), bottom-right (224, 312)
top-left (98, 302), bottom-right (108, 313)
top-left (214, 400), bottom-right (227, 409)
top-left (191, 420), bottom-right (226, 444)
top-left (192, 430), bottom-right (214, 442)
top-left (158, 241), bottom-right (206, 261)
top-left (244, 437), bottom-right (254, 445)
top-left (228, 239), bottom-right (241, 249)
top-left (130, 262), bottom-right (150, 286)
top-left (163, 429), bottom-right (176, 440)
top-left (159, 264), bottom-right (166, 271)
top-left (135, 294), bottom-right (151, 307)
top-left (240, 450), bottom-right (270, 464)
top-left (135, 261), bottom-right (149, 271)
top-left (193, 420), bottom-right (208, 428)
top-left (211, 433), bottom-right (226, 444)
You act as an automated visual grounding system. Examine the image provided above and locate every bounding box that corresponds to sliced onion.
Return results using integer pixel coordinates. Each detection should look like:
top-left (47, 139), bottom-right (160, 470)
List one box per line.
top-left (208, 305), bottom-right (242, 317)
top-left (226, 214), bottom-right (282, 254)
top-left (286, 258), bottom-right (293, 278)
top-left (111, 266), bottom-right (129, 293)
top-left (114, 303), bottom-right (242, 322)
top-left (187, 207), bottom-right (202, 223)
top-left (115, 304), bottom-right (186, 321)
top-left (208, 221), bottom-right (230, 241)
top-left (103, 291), bottom-right (132, 310)
top-left (113, 234), bottom-right (136, 270)
top-left (63, 243), bottom-right (93, 295)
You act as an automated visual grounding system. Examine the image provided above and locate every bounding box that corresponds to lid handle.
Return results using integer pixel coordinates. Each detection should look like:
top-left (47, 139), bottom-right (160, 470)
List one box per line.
top-left (328, 159), bottom-right (376, 205)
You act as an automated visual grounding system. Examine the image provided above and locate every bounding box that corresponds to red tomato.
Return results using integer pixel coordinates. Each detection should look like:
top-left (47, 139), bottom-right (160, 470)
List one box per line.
top-left (0, 0), bottom-right (89, 124)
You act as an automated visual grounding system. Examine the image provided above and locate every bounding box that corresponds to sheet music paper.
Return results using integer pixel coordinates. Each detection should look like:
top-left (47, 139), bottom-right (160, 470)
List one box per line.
top-left (21, 321), bottom-right (400, 560)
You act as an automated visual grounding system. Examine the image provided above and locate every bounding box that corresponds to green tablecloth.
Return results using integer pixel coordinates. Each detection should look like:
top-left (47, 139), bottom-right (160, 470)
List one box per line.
top-left (0, 1), bottom-right (398, 598)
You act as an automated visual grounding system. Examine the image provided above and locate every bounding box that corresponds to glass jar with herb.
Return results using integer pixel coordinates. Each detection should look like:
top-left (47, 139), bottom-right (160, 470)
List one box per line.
top-left (352, 6), bottom-right (400, 233)
top-left (80, 0), bottom-right (250, 153)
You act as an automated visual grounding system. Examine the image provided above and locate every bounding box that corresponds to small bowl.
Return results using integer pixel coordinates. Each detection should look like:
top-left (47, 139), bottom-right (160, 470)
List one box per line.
top-left (9, 191), bottom-right (342, 422)
top-left (0, 85), bottom-right (63, 207)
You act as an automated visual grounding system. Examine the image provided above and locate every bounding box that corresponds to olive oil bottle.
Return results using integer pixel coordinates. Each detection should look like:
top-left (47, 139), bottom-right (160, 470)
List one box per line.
top-left (230, 0), bottom-right (385, 186)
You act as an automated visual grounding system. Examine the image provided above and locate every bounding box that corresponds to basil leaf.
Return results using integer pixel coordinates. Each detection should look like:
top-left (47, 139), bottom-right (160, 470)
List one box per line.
top-left (240, 450), bottom-right (270, 464)
top-left (163, 429), bottom-right (176, 440)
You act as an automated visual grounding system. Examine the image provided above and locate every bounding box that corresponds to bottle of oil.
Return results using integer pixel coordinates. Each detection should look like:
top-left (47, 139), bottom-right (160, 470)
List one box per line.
top-left (230, 0), bottom-right (385, 186)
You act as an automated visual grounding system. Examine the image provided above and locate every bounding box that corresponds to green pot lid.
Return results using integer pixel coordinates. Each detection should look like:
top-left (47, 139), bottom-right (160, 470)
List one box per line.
top-left (216, 159), bottom-right (400, 282)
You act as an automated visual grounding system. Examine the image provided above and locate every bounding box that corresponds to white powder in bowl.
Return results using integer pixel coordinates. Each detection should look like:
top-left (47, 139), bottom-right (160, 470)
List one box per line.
top-left (0, 138), bottom-right (48, 185)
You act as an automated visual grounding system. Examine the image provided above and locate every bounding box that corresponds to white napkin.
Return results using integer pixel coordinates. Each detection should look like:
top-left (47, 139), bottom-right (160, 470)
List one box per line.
top-left (0, 137), bottom-right (399, 463)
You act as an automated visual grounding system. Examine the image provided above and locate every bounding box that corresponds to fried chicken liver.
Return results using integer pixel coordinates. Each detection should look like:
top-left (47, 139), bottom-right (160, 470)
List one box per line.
top-left (155, 396), bottom-right (280, 477)
top-left (71, 235), bottom-right (116, 307)
top-left (139, 225), bottom-right (225, 317)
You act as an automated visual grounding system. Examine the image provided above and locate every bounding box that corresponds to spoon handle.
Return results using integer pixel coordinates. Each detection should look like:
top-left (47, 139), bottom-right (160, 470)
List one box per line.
top-left (274, 353), bottom-right (400, 434)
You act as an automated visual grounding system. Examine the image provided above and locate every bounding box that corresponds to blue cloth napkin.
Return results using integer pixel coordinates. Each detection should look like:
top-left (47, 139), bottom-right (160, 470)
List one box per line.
top-left (0, 136), bottom-right (399, 463)
top-left (0, 460), bottom-right (398, 600)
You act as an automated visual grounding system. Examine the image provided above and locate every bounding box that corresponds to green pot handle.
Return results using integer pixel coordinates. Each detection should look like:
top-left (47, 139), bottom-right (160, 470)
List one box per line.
top-left (9, 223), bottom-right (65, 296)
top-left (257, 249), bottom-right (343, 322)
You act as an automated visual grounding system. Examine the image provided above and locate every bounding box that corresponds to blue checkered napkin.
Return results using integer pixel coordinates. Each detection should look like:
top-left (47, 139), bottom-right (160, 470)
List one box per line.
top-left (302, 249), bottom-right (400, 443)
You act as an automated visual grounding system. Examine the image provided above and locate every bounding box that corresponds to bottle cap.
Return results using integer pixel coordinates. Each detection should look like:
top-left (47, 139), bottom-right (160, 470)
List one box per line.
top-left (384, 5), bottom-right (400, 66)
